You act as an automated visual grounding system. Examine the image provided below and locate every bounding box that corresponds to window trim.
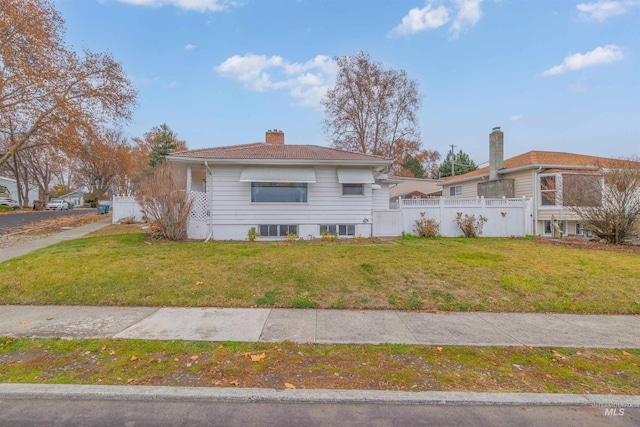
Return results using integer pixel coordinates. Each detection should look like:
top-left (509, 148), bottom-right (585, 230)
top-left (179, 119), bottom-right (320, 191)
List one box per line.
top-left (449, 186), bottom-right (462, 196)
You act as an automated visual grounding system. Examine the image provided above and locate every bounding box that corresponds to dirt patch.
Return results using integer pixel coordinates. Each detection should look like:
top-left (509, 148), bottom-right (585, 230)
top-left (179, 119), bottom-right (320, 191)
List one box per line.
top-left (534, 237), bottom-right (640, 254)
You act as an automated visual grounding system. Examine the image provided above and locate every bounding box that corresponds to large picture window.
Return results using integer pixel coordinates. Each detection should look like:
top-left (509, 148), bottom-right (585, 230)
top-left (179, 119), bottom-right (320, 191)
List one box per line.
top-left (251, 182), bottom-right (307, 203)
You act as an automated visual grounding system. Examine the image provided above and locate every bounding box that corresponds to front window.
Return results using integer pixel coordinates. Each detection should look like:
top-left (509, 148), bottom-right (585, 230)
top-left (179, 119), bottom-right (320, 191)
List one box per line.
top-left (562, 174), bottom-right (602, 207)
top-left (540, 176), bottom-right (557, 206)
top-left (251, 183), bottom-right (307, 203)
top-left (342, 184), bottom-right (364, 196)
top-left (449, 186), bottom-right (462, 196)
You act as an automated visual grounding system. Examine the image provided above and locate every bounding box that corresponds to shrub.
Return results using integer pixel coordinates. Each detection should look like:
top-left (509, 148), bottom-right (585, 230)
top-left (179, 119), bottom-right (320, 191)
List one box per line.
top-left (320, 230), bottom-right (338, 241)
top-left (285, 232), bottom-right (298, 242)
top-left (414, 212), bottom-right (440, 237)
top-left (247, 227), bottom-right (260, 242)
top-left (136, 163), bottom-right (193, 241)
top-left (454, 212), bottom-right (488, 237)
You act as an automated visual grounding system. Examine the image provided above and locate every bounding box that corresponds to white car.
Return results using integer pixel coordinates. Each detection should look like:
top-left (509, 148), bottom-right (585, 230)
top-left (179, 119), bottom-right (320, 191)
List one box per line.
top-left (0, 197), bottom-right (20, 209)
top-left (46, 199), bottom-right (68, 210)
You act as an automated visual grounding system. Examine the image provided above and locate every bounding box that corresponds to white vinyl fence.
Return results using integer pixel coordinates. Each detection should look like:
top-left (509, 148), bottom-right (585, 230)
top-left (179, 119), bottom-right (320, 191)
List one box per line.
top-left (112, 196), bottom-right (144, 223)
top-left (373, 197), bottom-right (533, 237)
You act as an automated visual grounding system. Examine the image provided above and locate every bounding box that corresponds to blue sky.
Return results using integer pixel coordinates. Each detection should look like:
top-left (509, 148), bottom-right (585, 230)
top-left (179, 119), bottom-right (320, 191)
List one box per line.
top-left (56, 0), bottom-right (640, 165)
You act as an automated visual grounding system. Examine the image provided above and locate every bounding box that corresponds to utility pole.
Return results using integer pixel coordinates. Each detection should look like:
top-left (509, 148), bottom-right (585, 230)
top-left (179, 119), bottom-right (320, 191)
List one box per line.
top-left (450, 144), bottom-right (457, 177)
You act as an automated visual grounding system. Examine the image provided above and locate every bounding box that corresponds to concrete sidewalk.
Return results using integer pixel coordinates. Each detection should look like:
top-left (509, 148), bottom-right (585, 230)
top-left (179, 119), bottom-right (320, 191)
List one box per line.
top-left (0, 217), bottom-right (111, 263)
top-left (1, 305), bottom-right (638, 348)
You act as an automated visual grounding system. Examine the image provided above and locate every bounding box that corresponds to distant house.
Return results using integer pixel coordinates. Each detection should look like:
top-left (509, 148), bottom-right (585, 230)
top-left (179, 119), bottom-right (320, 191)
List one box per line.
top-left (166, 129), bottom-right (394, 240)
top-left (0, 176), bottom-right (39, 206)
top-left (60, 191), bottom-right (84, 207)
top-left (388, 176), bottom-right (442, 208)
top-left (441, 127), bottom-right (639, 237)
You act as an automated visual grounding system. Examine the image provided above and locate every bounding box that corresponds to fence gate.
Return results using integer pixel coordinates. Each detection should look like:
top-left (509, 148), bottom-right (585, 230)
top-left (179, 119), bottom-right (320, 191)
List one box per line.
top-left (372, 209), bottom-right (402, 236)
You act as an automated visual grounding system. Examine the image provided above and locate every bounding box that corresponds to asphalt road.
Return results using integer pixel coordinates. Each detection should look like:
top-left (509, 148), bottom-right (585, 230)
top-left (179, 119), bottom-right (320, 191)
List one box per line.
top-left (0, 400), bottom-right (637, 427)
top-left (0, 209), bottom-right (95, 233)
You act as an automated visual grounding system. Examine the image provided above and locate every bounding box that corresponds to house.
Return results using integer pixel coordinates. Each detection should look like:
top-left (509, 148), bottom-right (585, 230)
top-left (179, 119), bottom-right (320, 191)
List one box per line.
top-left (441, 127), bottom-right (639, 237)
top-left (166, 129), bottom-right (394, 240)
top-left (0, 176), bottom-right (39, 207)
top-left (388, 177), bottom-right (442, 208)
top-left (60, 191), bottom-right (84, 207)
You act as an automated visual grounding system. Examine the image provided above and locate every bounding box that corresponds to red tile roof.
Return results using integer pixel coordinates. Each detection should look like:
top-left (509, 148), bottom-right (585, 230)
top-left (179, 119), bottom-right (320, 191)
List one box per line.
top-left (169, 143), bottom-right (392, 163)
top-left (445, 151), bottom-right (639, 182)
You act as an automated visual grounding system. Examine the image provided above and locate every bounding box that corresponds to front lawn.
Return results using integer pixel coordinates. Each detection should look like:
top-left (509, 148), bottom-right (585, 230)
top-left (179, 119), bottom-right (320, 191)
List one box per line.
top-left (0, 230), bottom-right (638, 313)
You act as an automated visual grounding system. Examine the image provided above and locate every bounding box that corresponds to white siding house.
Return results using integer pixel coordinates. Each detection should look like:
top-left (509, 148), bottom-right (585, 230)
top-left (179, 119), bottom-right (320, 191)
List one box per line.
top-left (166, 130), bottom-right (394, 240)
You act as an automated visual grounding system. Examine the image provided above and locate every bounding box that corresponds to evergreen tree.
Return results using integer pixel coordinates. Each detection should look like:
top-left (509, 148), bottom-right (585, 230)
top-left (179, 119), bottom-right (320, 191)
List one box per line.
top-left (437, 150), bottom-right (478, 178)
top-left (148, 124), bottom-right (181, 167)
top-left (401, 155), bottom-right (425, 178)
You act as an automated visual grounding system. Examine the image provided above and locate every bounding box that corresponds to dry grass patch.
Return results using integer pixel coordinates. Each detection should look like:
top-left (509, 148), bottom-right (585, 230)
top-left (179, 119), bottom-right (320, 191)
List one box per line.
top-left (1, 338), bottom-right (638, 394)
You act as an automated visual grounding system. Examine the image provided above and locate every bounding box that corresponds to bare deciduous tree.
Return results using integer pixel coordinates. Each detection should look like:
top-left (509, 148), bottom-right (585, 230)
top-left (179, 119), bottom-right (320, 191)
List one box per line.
top-left (136, 163), bottom-right (193, 241)
top-left (0, 0), bottom-right (137, 168)
top-left (562, 157), bottom-right (640, 244)
top-left (322, 52), bottom-right (421, 164)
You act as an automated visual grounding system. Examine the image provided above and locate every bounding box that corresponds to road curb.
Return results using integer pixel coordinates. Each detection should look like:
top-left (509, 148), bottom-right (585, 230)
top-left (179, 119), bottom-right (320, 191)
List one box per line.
top-left (1, 384), bottom-right (639, 407)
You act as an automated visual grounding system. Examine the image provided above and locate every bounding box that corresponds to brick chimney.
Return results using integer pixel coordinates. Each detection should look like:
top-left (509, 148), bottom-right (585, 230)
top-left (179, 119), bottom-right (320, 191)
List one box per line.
top-left (489, 126), bottom-right (504, 181)
top-left (265, 129), bottom-right (284, 145)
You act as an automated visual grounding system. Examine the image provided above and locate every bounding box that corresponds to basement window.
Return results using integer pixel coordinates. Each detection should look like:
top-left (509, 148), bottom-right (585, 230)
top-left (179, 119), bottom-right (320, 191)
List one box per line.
top-left (320, 224), bottom-right (356, 236)
top-left (258, 224), bottom-right (298, 237)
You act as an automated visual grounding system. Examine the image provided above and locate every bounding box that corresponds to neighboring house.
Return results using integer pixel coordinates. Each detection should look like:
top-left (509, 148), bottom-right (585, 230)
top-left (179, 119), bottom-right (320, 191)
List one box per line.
top-left (60, 191), bottom-right (84, 207)
top-left (388, 177), bottom-right (442, 208)
top-left (0, 176), bottom-right (39, 207)
top-left (166, 129), bottom-right (394, 240)
top-left (441, 127), bottom-right (639, 237)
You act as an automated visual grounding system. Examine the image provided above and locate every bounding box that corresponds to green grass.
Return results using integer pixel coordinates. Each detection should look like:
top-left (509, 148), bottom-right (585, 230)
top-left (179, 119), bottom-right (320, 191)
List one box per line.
top-left (1, 230), bottom-right (639, 313)
top-left (0, 338), bottom-right (638, 394)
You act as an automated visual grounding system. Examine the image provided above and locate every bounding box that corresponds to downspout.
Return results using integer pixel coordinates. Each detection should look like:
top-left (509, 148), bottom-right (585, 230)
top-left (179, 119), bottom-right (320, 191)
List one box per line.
top-left (204, 161), bottom-right (214, 242)
top-left (533, 167), bottom-right (542, 236)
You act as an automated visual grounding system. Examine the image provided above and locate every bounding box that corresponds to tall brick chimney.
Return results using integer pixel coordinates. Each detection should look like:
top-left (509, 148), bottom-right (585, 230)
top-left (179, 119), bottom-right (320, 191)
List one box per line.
top-left (489, 126), bottom-right (504, 181)
top-left (265, 129), bottom-right (284, 145)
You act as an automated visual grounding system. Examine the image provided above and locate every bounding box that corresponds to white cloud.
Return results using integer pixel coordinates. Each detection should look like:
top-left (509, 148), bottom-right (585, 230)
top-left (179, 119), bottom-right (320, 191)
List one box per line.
top-left (576, 1), bottom-right (637, 21)
top-left (389, 2), bottom-right (450, 37)
top-left (214, 54), bottom-right (337, 108)
top-left (510, 115), bottom-right (522, 122)
top-left (542, 45), bottom-right (624, 76)
top-left (185, 44), bottom-right (196, 50)
top-left (449, 0), bottom-right (483, 39)
top-left (389, 0), bottom-right (483, 39)
top-left (117, 0), bottom-right (231, 12)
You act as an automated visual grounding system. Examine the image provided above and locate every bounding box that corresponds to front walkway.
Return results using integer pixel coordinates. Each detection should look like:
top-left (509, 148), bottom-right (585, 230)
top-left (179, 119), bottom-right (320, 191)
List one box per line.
top-left (1, 305), bottom-right (638, 348)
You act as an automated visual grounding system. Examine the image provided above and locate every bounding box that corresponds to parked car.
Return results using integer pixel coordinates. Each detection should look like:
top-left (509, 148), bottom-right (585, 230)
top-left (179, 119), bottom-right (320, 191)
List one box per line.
top-left (46, 199), bottom-right (68, 210)
top-left (0, 197), bottom-right (20, 209)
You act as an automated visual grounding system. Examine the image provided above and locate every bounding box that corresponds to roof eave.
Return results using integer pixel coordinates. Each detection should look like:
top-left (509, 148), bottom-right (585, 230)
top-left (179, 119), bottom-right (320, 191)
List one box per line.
top-left (443, 163), bottom-right (601, 185)
top-left (166, 156), bottom-right (393, 168)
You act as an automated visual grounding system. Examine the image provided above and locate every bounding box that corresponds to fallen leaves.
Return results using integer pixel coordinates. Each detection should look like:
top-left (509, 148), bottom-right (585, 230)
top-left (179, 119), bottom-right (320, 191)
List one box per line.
top-left (20, 320), bottom-right (29, 325)
top-left (230, 380), bottom-right (240, 386)
top-left (251, 353), bottom-right (266, 362)
top-left (130, 356), bottom-right (138, 361)
top-left (284, 382), bottom-right (296, 389)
